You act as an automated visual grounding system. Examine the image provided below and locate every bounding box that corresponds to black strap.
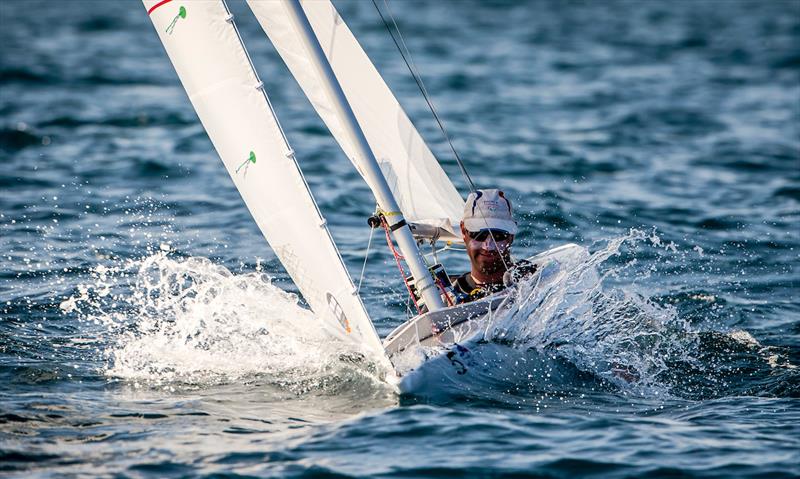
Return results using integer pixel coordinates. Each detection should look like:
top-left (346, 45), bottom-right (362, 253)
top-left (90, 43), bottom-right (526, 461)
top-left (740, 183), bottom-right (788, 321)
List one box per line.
top-left (389, 219), bottom-right (407, 232)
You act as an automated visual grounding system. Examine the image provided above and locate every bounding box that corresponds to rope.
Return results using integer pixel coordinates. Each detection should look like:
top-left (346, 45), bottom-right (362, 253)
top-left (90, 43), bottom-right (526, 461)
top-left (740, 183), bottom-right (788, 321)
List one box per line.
top-left (380, 216), bottom-right (422, 314)
top-left (436, 278), bottom-right (455, 307)
top-left (371, 0), bottom-right (476, 193)
top-left (371, 0), bottom-right (514, 276)
top-left (356, 225), bottom-right (376, 293)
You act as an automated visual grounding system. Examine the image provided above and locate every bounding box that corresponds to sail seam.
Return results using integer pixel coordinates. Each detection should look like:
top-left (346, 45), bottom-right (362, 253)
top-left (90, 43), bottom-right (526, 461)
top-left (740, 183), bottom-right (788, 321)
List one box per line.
top-left (221, 0), bottom-right (378, 340)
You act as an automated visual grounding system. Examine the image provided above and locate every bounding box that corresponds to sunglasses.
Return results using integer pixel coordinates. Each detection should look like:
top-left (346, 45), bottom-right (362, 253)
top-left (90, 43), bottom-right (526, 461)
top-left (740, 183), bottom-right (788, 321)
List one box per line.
top-left (467, 229), bottom-right (512, 243)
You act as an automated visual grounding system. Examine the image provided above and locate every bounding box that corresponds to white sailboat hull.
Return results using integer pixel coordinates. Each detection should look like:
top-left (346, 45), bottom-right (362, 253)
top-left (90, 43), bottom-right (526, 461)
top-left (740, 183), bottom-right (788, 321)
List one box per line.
top-left (142, 2), bottom-right (594, 393)
top-left (385, 244), bottom-right (595, 394)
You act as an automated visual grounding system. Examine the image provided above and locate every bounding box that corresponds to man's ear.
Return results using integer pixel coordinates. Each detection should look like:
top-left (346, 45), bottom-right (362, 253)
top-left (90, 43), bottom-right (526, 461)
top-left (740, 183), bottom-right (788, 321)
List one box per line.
top-left (460, 222), bottom-right (471, 244)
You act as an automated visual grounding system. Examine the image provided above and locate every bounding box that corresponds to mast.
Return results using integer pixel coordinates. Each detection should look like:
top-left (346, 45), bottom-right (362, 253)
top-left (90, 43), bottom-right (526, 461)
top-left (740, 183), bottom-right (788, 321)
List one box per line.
top-left (283, 0), bottom-right (445, 312)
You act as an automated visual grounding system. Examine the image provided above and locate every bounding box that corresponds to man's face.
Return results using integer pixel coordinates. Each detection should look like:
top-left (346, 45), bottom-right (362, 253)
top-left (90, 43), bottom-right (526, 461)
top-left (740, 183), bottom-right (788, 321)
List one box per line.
top-left (461, 222), bottom-right (514, 276)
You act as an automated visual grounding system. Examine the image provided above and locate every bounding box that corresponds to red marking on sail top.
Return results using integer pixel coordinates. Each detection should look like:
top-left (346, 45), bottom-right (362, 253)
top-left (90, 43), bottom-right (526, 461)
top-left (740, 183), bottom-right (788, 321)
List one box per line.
top-left (147, 0), bottom-right (173, 15)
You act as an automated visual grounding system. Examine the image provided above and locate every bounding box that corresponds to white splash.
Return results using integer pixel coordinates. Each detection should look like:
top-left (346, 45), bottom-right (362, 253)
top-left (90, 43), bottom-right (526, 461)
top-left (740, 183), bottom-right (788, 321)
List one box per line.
top-left (485, 230), bottom-right (684, 392)
top-left (63, 251), bottom-right (388, 392)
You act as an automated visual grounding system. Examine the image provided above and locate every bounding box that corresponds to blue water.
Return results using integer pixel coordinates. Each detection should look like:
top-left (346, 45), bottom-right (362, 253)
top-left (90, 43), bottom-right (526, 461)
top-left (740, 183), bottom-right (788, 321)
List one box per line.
top-left (2, 0), bottom-right (799, 477)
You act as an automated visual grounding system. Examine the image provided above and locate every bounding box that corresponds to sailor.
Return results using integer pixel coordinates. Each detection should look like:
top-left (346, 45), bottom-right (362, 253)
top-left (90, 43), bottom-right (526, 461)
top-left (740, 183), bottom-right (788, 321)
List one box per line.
top-left (451, 189), bottom-right (536, 304)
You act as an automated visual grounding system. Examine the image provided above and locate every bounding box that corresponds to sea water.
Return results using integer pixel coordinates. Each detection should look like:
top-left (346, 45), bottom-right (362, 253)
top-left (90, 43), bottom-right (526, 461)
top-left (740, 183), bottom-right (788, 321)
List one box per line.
top-left (1, 0), bottom-right (798, 477)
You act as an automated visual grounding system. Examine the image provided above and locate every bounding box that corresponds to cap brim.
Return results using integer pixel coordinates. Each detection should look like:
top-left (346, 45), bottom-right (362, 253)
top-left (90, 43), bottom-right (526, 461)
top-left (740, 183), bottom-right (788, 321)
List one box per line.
top-left (463, 218), bottom-right (518, 235)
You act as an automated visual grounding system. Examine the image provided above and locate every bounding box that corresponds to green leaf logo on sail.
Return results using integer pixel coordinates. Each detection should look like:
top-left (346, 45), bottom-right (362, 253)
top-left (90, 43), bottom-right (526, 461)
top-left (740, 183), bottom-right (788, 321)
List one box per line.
top-left (236, 151), bottom-right (257, 176)
top-left (165, 6), bottom-right (187, 35)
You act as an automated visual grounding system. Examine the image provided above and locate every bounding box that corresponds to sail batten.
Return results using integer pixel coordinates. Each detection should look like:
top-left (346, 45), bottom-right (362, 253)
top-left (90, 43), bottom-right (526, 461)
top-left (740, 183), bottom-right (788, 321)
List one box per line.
top-left (246, 0), bottom-right (465, 235)
top-left (143, 0), bottom-right (387, 361)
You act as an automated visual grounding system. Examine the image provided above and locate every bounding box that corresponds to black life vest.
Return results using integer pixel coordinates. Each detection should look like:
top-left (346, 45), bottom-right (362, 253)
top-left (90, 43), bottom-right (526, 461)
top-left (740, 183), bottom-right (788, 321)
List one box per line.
top-left (451, 260), bottom-right (538, 305)
top-left (452, 272), bottom-right (506, 304)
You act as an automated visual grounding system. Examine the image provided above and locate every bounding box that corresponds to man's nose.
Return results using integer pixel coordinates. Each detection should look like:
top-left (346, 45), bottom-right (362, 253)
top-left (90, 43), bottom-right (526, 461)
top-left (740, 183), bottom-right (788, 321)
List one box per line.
top-left (481, 239), bottom-right (499, 252)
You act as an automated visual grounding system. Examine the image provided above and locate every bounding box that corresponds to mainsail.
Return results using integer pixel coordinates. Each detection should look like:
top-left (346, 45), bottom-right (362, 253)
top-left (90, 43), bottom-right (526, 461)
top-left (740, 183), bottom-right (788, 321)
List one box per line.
top-left (246, 0), bottom-right (465, 236)
top-left (143, 0), bottom-right (386, 360)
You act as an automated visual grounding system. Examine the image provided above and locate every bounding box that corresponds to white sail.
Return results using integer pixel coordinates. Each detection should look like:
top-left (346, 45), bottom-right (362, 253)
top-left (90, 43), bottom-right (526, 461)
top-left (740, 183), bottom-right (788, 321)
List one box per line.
top-left (246, 0), bottom-right (464, 236)
top-left (143, 0), bottom-right (386, 359)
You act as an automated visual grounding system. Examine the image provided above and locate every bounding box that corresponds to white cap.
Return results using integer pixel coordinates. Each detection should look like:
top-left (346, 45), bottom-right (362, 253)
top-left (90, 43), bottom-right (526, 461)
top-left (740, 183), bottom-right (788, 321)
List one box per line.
top-left (462, 189), bottom-right (518, 234)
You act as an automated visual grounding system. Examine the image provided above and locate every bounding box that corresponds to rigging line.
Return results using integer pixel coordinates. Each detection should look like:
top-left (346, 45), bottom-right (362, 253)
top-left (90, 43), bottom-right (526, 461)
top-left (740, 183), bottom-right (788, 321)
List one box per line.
top-left (381, 215), bottom-right (422, 314)
top-left (357, 224), bottom-right (376, 293)
top-left (372, 0), bottom-right (508, 269)
top-left (371, 0), bottom-right (476, 193)
top-left (372, 0), bottom-right (512, 274)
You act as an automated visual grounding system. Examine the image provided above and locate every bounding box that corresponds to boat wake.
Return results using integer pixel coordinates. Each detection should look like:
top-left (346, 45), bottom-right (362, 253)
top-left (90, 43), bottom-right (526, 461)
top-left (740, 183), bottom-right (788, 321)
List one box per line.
top-left (60, 230), bottom-right (797, 402)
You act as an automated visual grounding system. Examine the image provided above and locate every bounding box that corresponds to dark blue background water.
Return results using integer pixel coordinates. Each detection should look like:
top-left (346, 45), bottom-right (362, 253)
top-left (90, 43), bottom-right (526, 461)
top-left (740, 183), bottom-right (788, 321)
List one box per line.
top-left (1, 0), bottom-right (799, 477)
